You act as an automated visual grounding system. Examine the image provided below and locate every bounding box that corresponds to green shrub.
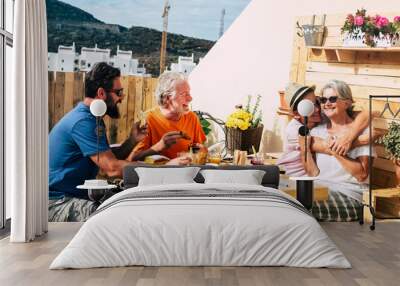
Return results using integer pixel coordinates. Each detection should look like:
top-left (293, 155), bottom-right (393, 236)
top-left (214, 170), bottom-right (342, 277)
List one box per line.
top-left (377, 121), bottom-right (400, 160)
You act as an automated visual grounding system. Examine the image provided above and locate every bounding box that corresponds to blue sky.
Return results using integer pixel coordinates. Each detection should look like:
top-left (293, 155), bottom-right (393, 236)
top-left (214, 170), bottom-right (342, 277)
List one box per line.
top-left (61, 0), bottom-right (251, 41)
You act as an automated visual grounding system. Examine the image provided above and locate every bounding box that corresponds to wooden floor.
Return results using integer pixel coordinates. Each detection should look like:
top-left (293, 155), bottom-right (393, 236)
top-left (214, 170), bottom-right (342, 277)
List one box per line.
top-left (0, 221), bottom-right (399, 286)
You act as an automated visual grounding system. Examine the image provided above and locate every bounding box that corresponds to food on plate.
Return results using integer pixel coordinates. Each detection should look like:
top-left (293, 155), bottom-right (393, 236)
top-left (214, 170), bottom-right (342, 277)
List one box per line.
top-left (144, 155), bottom-right (170, 165)
top-left (208, 156), bottom-right (222, 164)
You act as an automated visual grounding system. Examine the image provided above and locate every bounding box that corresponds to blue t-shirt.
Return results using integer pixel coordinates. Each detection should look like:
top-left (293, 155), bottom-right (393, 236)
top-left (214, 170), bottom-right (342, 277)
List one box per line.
top-left (49, 102), bottom-right (110, 200)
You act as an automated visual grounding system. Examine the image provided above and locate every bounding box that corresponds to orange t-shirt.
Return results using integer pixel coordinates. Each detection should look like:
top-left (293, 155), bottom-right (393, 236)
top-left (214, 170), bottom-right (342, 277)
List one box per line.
top-left (133, 109), bottom-right (207, 159)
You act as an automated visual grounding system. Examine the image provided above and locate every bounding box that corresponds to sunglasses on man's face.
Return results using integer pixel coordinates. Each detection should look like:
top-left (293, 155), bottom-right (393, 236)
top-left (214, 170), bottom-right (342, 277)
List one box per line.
top-left (109, 88), bottom-right (124, 97)
top-left (319, 96), bottom-right (338, 104)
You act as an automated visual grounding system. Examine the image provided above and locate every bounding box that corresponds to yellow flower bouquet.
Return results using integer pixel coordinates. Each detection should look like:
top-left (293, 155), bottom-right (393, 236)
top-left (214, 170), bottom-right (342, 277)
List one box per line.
top-left (226, 95), bottom-right (262, 130)
top-left (225, 95), bottom-right (263, 155)
top-left (225, 109), bottom-right (252, 131)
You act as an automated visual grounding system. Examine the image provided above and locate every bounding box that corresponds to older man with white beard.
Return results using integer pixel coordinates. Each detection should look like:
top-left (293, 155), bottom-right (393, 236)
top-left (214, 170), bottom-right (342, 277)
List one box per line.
top-left (131, 71), bottom-right (206, 161)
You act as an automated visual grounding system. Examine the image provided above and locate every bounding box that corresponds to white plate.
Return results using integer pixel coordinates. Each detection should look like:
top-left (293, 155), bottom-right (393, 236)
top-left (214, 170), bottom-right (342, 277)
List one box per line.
top-left (289, 176), bottom-right (318, 181)
top-left (77, 184), bottom-right (117, 190)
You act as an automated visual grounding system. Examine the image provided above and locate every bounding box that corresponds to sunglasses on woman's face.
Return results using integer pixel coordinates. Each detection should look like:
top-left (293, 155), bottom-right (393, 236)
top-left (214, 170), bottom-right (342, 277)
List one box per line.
top-left (319, 96), bottom-right (338, 104)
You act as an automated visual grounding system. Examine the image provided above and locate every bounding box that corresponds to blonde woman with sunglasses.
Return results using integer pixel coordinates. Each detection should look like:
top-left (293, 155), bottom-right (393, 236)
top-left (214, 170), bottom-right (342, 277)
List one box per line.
top-left (305, 80), bottom-right (376, 202)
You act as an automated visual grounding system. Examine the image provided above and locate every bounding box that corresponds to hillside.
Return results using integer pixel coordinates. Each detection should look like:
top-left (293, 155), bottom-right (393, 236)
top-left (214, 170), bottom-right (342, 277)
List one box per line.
top-left (46, 0), bottom-right (103, 23)
top-left (46, 0), bottom-right (215, 75)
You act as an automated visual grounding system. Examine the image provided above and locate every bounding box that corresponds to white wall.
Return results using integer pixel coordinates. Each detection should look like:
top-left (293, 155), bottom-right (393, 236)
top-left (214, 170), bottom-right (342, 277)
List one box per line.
top-left (189, 0), bottom-right (400, 153)
top-left (113, 58), bottom-right (130, 74)
top-left (57, 53), bottom-right (76, 72)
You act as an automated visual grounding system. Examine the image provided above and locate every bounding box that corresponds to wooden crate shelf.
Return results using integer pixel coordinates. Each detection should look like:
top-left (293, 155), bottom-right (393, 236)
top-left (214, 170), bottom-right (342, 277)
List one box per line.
top-left (363, 188), bottom-right (400, 222)
top-left (308, 46), bottom-right (400, 63)
top-left (308, 46), bottom-right (400, 52)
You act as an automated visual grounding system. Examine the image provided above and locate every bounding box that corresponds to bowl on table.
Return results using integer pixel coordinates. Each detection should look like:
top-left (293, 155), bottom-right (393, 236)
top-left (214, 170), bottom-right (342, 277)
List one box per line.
top-left (77, 179), bottom-right (117, 202)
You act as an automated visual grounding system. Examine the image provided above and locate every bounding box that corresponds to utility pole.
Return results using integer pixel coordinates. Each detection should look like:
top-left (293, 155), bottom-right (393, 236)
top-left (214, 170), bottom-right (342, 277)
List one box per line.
top-left (219, 8), bottom-right (225, 39)
top-left (160, 0), bottom-right (170, 74)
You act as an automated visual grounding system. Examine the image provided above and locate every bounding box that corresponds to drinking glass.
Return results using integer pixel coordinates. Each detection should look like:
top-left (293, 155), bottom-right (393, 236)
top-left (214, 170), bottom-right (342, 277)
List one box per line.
top-left (251, 152), bottom-right (264, 165)
top-left (208, 151), bottom-right (222, 165)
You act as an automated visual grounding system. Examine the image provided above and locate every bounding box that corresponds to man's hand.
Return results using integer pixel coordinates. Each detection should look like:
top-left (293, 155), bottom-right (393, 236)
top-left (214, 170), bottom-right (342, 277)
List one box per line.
top-left (166, 155), bottom-right (192, 166)
top-left (113, 122), bottom-right (148, 160)
top-left (328, 134), bottom-right (352, 156)
top-left (130, 122), bottom-right (148, 143)
top-left (298, 135), bottom-right (320, 177)
top-left (151, 131), bottom-right (184, 153)
top-left (311, 136), bottom-right (333, 155)
top-left (298, 135), bottom-right (312, 152)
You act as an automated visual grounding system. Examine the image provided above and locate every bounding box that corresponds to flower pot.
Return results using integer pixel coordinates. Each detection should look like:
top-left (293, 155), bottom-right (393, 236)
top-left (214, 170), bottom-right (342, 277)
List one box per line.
top-left (343, 30), bottom-right (400, 48)
top-left (374, 33), bottom-right (400, 47)
top-left (342, 28), bottom-right (367, 47)
top-left (301, 25), bottom-right (325, 46)
top-left (279, 90), bottom-right (289, 110)
top-left (226, 125), bottom-right (264, 155)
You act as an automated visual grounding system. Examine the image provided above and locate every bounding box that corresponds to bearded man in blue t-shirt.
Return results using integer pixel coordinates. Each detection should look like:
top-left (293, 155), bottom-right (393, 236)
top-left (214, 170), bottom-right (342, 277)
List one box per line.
top-left (49, 62), bottom-right (190, 221)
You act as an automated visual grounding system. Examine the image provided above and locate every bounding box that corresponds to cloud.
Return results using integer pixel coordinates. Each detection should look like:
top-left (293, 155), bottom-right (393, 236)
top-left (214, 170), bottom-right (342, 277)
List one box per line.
top-left (60, 0), bottom-right (251, 40)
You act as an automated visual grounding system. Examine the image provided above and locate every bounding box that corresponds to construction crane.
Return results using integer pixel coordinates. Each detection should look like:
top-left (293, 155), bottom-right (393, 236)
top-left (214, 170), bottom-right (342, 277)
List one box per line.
top-left (219, 8), bottom-right (226, 39)
top-left (160, 0), bottom-right (170, 74)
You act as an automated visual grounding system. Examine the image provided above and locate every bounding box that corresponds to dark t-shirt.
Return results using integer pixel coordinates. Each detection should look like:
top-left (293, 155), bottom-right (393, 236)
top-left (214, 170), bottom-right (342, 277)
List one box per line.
top-left (49, 102), bottom-right (109, 199)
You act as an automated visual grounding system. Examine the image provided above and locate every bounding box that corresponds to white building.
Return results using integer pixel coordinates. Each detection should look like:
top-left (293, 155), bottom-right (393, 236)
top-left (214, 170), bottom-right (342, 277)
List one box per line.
top-left (170, 54), bottom-right (197, 75)
top-left (109, 46), bottom-right (140, 75)
top-left (48, 43), bottom-right (148, 76)
top-left (137, 66), bottom-right (148, 76)
top-left (48, 43), bottom-right (79, 72)
top-left (79, 44), bottom-right (111, 72)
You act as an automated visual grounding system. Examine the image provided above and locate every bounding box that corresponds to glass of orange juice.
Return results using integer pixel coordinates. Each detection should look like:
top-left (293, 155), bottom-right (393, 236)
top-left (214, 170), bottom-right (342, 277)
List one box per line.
top-left (208, 151), bottom-right (222, 165)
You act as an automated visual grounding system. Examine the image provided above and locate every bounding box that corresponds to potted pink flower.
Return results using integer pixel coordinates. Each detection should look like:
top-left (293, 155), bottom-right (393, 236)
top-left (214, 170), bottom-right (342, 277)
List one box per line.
top-left (394, 16), bottom-right (400, 27)
top-left (393, 16), bottom-right (400, 43)
top-left (370, 15), bottom-right (397, 47)
top-left (341, 9), bottom-right (400, 47)
top-left (341, 9), bottom-right (370, 47)
top-left (354, 15), bottom-right (364, 26)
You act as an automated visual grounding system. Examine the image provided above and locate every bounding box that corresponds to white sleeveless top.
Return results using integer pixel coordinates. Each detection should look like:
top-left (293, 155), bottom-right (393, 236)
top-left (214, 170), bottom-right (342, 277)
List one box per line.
top-left (310, 124), bottom-right (375, 201)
